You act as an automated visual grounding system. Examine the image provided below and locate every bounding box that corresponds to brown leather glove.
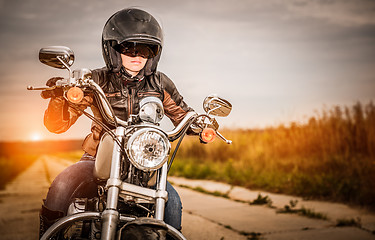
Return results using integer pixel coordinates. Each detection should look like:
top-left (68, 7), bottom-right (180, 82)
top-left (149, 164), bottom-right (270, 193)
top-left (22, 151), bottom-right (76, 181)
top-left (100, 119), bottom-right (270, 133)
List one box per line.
top-left (45, 96), bottom-right (70, 121)
top-left (41, 77), bottom-right (64, 99)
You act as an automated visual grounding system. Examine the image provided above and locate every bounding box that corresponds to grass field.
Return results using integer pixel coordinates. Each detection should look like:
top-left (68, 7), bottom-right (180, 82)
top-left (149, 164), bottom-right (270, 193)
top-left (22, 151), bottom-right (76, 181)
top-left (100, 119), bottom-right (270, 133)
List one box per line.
top-left (169, 101), bottom-right (375, 208)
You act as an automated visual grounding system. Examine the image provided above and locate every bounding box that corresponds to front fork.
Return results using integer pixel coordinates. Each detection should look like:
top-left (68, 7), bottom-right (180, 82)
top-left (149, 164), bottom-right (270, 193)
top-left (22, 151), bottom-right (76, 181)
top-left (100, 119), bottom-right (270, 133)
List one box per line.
top-left (101, 127), bottom-right (124, 240)
top-left (155, 163), bottom-right (168, 220)
top-left (100, 126), bottom-right (169, 240)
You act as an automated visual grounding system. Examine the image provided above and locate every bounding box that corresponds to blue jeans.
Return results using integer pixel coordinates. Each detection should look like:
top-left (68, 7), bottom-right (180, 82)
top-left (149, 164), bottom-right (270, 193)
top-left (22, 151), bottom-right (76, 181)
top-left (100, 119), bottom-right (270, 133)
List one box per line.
top-left (44, 153), bottom-right (182, 230)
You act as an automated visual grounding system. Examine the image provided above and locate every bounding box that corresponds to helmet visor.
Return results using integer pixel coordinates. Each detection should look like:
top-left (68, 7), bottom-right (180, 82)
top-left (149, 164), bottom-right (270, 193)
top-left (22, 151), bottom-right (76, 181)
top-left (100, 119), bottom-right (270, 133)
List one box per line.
top-left (114, 42), bottom-right (160, 59)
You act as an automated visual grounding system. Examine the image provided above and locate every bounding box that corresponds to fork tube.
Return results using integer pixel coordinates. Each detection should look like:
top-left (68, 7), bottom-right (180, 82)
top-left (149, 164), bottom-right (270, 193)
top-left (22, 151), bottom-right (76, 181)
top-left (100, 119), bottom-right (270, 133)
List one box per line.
top-left (155, 162), bottom-right (168, 220)
top-left (101, 126), bottom-right (124, 240)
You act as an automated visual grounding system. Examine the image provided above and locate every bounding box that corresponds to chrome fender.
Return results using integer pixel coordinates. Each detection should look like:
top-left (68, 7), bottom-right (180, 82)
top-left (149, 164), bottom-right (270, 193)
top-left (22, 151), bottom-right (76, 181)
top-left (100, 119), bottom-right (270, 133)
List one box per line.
top-left (118, 217), bottom-right (186, 240)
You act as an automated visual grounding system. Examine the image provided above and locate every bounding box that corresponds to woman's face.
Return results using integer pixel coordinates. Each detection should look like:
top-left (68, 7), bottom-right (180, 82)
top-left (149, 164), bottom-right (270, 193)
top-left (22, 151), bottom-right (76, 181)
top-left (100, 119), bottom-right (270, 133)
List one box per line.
top-left (121, 54), bottom-right (148, 77)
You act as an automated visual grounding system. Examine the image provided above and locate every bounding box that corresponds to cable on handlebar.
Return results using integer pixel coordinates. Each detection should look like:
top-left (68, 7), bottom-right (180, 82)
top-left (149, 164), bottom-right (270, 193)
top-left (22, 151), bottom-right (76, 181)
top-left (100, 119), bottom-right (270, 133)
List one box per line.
top-left (167, 114), bottom-right (199, 173)
top-left (91, 87), bottom-right (119, 128)
top-left (66, 101), bottom-right (125, 153)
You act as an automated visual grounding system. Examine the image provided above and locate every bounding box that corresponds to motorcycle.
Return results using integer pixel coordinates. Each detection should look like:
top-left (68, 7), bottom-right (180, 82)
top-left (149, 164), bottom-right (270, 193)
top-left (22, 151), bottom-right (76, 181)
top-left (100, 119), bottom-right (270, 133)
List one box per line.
top-left (28, 46), bottom-right (232, 240)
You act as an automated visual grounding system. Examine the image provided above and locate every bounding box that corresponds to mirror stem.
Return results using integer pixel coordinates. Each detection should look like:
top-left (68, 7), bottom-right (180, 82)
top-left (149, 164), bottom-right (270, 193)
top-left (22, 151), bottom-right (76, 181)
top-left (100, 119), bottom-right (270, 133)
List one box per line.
top-left (57, 56), bottom-right (72, 78)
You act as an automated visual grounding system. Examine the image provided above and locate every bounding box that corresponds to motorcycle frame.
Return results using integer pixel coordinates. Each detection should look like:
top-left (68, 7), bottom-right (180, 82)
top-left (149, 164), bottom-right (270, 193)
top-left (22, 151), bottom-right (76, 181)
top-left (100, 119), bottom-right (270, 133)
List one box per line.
top-left (37, 90), bottom-right (229, 240)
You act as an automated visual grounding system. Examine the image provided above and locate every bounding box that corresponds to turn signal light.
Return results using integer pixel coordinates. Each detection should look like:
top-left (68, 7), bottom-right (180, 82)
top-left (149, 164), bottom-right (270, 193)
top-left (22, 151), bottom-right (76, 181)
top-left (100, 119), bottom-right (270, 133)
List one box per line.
top-left (200, 127), bottom-right (216, 143)
top-left (67, 87), bottom-right (84, 103)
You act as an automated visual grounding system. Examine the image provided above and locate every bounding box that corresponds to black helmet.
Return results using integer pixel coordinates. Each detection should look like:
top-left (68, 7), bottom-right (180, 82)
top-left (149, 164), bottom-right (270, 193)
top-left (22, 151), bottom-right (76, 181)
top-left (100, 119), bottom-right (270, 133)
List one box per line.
top-left (102, 8), bottom-right (164, 75)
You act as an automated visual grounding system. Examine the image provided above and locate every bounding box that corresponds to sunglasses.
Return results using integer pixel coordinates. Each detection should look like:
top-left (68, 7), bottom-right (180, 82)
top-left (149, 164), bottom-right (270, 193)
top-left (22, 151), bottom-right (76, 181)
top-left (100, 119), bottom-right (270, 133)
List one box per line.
top-left (114, 42), bottom-right (159, 59)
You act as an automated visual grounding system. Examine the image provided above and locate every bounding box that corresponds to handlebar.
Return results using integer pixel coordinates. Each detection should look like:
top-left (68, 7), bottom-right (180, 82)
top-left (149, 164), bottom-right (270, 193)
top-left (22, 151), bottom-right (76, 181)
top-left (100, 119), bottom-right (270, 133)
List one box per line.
top-left (28, 76), bottom-right (232, 144)
top-left (216, 131), bottom-right (232, 144)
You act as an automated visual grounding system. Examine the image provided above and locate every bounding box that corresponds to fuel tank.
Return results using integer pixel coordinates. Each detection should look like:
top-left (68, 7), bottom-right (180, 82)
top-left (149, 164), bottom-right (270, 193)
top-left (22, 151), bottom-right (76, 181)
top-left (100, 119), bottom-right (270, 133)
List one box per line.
top-left (94, 131), bottom-right (114, 180)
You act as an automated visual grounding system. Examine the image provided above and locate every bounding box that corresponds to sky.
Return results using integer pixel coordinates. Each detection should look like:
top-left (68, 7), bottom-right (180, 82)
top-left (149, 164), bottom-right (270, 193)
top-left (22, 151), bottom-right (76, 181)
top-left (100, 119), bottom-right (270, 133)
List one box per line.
top-left (0, 0), bottom-right (374, 141)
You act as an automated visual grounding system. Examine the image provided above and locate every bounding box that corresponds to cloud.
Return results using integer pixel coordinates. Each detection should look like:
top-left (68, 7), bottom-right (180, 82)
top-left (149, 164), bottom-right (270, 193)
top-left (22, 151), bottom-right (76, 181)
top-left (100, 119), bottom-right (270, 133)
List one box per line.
top-left (0, 0), bottom-right (375, 140)
top-left (286, 0), bottom-right (375, 27)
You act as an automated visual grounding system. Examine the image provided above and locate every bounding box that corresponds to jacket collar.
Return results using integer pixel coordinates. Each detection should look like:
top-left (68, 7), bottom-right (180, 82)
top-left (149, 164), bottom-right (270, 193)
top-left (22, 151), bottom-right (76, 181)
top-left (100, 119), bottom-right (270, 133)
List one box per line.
top-left (117, 66), bottom-right (144, 81)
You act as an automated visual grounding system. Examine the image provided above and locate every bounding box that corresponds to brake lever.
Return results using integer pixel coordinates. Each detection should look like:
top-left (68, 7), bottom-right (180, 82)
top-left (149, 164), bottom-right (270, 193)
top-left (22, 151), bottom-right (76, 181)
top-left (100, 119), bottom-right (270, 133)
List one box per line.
top-left (216, 131), bottom-right (232, 144)
top-left (27, 86), bottom-right (56, 91)
top-left (27, 78), bottom-right (72, 91)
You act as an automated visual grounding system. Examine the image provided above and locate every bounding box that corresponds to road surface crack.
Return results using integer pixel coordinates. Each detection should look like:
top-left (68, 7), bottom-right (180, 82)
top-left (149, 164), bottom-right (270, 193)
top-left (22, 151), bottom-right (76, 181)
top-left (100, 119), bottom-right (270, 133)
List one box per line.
top-left (185, 210), bottom-right (263, 239)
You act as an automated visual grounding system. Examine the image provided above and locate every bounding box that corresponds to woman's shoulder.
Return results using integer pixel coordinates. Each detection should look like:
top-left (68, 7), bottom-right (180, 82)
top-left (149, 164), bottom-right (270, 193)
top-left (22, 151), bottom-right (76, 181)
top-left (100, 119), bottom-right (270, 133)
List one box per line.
top-left (153, 71), bottom-right (175, 87)
top-left (91, 67), bottom-right (114, 85)
top-left (92, 67), bottom-right (109, 78)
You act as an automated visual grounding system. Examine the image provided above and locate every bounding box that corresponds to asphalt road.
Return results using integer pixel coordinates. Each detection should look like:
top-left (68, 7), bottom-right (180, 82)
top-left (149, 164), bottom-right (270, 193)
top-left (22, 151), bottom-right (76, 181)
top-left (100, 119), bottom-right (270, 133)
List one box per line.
top-left (0, 156), bottom-right (374, 240)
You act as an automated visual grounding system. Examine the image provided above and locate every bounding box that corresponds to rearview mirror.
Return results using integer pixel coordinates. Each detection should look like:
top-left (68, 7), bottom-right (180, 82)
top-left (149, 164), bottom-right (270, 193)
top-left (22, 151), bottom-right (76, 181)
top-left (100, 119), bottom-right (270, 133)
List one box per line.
top-left (203, 94), bottom-right (232, 117)
top-left (39, 46), bottom-right (74, 69)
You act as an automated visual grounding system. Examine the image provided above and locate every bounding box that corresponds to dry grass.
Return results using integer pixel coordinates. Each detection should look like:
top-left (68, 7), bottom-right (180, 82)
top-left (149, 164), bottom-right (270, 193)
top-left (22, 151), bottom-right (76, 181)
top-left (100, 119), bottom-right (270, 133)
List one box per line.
top-left (170, 101), bottom-right (375, 208)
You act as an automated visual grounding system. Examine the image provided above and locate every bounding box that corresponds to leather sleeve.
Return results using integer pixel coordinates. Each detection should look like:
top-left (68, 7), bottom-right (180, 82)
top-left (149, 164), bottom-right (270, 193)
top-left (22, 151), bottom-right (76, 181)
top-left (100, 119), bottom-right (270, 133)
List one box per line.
top-left (159, 72), bottom-right (194, 126)
top-left (43, 95), bottom-right (93, 134)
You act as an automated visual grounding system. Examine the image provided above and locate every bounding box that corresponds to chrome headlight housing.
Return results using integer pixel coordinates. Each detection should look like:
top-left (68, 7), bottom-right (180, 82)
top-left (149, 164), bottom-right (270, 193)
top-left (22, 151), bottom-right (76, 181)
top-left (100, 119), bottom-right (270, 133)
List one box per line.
top-left (126, 128), bottom-right (170, 171)
top-left (139, 97), bottom-right (164, 124)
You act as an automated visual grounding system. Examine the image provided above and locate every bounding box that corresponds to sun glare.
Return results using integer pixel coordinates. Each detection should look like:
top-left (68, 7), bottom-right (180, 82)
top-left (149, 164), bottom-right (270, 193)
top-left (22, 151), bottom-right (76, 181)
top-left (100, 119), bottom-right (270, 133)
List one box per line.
top-left (31, 132), bottom-right (42, 142)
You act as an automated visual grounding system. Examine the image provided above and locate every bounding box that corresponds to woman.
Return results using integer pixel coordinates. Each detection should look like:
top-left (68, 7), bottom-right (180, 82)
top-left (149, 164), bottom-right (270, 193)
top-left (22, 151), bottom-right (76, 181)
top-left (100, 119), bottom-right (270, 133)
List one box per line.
top-left (40, 8), bottom-right (193, 237)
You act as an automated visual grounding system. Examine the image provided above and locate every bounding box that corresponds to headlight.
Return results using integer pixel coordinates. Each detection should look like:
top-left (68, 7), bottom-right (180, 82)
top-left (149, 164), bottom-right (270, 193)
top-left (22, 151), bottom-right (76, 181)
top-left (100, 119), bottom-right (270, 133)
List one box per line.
top-left (126, 128), bottom-right (170, 171)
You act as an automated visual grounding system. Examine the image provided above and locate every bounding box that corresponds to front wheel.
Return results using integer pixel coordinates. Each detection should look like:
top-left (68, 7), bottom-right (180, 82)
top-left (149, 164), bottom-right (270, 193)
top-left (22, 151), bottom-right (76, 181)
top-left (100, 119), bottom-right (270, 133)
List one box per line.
top-left (120, 225), bottom-right (167, 240)
top-left (118, 218), bottom-right (185, 240)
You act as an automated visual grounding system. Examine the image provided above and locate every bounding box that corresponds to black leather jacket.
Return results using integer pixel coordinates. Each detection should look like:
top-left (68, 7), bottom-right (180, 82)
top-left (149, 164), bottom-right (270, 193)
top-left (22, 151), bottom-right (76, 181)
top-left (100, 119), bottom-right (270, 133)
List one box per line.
top-left (44, 67), bottom-right (193, 156)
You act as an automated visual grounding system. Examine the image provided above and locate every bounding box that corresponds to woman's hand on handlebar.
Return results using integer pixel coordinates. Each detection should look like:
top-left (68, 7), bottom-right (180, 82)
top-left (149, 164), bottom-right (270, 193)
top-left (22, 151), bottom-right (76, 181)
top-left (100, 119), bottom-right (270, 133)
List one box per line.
top-left (41, 77), bottom-right (64, 99)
